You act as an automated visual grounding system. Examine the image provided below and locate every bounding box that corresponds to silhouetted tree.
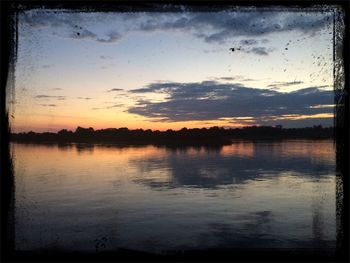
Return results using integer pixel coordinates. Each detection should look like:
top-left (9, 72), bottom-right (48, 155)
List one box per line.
top-left (11, 125), bottom-right (333, 146)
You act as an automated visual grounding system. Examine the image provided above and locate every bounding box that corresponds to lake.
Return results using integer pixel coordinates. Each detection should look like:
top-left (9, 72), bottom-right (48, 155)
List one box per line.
top-left (12, 140), bottom-right (337, 254)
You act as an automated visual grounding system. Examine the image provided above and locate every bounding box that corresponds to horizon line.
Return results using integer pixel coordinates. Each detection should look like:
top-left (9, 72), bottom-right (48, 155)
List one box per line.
top-left (12, 124), bottom-right (333, 134)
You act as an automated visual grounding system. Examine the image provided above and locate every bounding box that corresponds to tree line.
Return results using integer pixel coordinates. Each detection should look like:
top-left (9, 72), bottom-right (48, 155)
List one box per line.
top-left (11, 125), bottom-right (333, 146)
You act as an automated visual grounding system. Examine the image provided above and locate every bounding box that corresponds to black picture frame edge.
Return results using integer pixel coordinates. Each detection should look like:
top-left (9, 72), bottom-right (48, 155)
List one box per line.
top-left (1, 0), bottom-right (349, 262)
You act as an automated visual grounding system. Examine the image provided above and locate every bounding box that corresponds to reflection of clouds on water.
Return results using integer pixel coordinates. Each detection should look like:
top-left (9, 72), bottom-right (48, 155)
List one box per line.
top-left (129, 141), bottom-right (335, 189)
top-left (13, 141), bottom-right (336, 252)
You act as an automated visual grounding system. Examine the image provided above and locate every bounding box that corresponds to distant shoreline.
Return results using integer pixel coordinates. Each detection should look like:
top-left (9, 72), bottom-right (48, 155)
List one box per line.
top-left (10, 125), bottom-right (334, 146)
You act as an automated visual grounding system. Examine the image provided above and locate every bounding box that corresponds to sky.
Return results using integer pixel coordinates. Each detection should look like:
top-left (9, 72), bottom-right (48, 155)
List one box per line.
top-left (9, 6), bottom-right (337, 132)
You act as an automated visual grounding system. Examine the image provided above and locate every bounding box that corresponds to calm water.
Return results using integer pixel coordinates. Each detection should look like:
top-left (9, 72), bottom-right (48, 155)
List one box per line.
top-left (12, 140), bottom-right (336, 253)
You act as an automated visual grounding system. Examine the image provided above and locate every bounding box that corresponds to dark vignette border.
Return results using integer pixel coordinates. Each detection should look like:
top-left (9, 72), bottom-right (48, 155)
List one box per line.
top-left (0, 1), bottom-right (349, 262)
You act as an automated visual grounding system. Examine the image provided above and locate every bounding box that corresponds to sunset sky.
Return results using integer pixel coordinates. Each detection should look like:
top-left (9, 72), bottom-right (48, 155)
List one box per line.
top-left (9, 7), bottom-right (336, 132)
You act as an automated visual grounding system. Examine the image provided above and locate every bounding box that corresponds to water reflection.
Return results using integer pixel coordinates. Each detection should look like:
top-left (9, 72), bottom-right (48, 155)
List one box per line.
top-left (130, 140), bottom-right (335, 189)
top-left (12, 140), bottom-right (336, 253)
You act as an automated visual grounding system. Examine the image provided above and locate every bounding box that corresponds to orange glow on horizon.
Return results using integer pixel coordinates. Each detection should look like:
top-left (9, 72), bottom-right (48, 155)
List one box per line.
top-left (10, 107), bottom-right (334, 133)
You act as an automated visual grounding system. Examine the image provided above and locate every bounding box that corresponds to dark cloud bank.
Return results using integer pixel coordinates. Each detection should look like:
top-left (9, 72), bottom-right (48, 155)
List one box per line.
top-left (127, 81), bottom-right (334, 127)
top-left (137, 11), bottom-right (332, 43)
top-left (22, 9), bottom-right (332, 46)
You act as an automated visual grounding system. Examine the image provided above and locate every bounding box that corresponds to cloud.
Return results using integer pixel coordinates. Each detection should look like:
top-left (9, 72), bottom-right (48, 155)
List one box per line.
top-left (250, 115), bottom-right (333, 128)
top-left (247, 47), bottom-right (271, 55)
top-left (70, 28), bottom-right (97, 40)
top-left (127, 81), bottom-right (334, 126)
top-left (214, 76), bottom-right (257, 82)
top-left (34, 95), bottom-right (66, 100)
top-left (267, 81), bottom-right (304, 88)
top-left (107, 88), bottom-right (123, 92)
top-left (229, 39), bottom-right (275, 55)
top-left (239, 39), bottom-right (259, 46)
top-left (137, 11), bottom-right (332, 44)
top-left (21, 9), bottom-right (332, 45)
top-left (218, 77), bottom-right (235, 81)
top-left (77, 97), bottom-right (92, 100)
top-left (235, 39), bottom-right (270, 53)
top-left (21, 11), bottom-right (122, 44)
top-left (40, 104), bottom-right (57, 107)
top-left (96, 31), bottom-right (121, 43)
top-left (91, 103), bottom-right (124, 110)
top-left (21, 11), bottom-right (74, 28)
top-left (69, 29), bottom-right (121, 43)
top-left (106, 104), bottom-right (124, 109)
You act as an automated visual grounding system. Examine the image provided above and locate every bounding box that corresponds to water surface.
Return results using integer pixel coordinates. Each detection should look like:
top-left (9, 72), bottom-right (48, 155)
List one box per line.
top-left (12, 140), bottom-right (336, 254)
